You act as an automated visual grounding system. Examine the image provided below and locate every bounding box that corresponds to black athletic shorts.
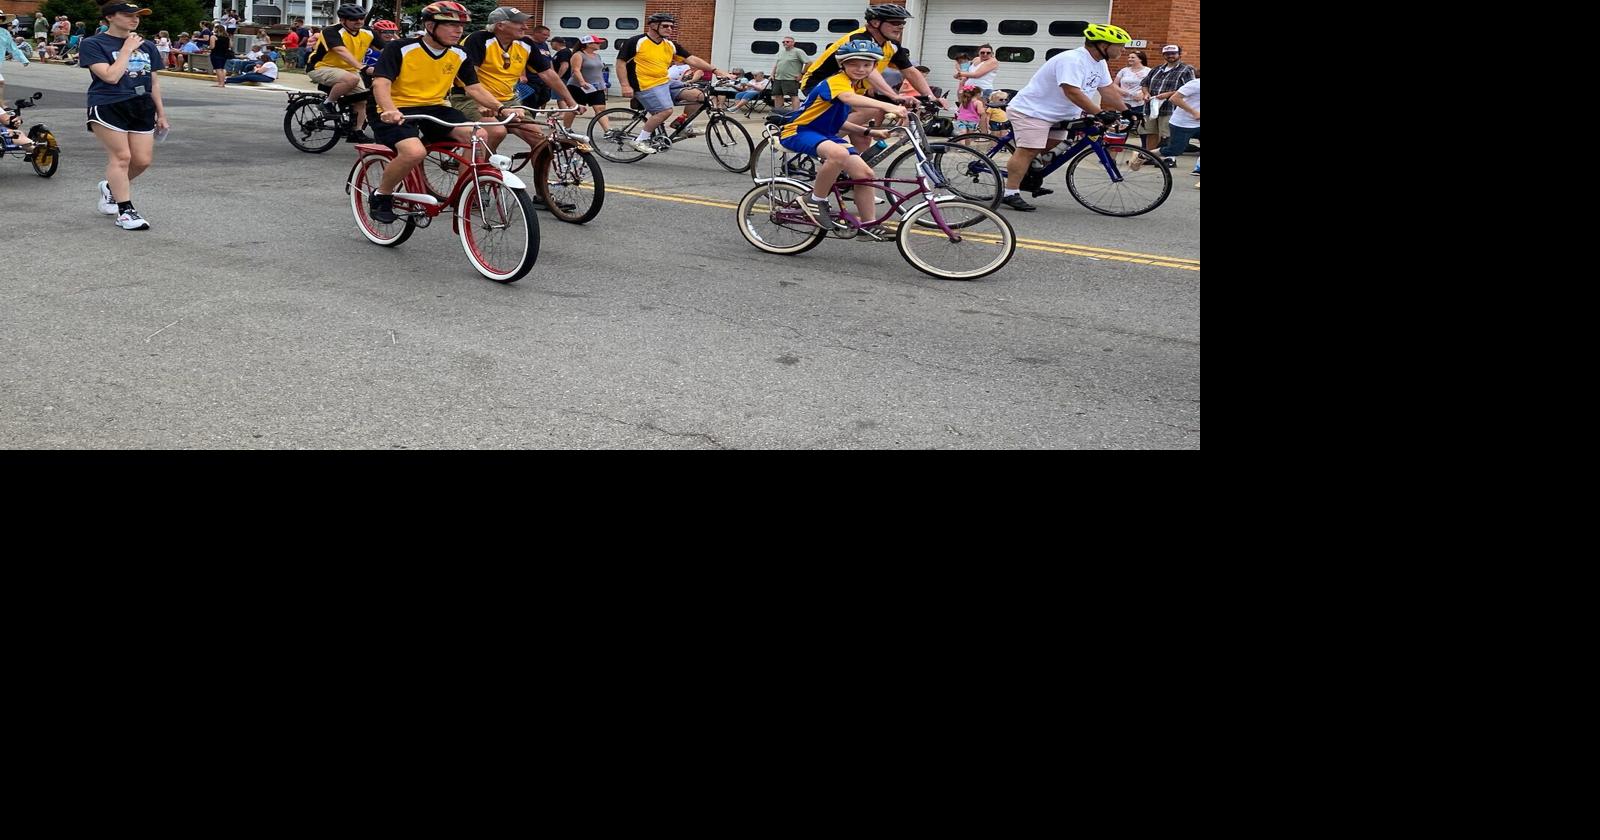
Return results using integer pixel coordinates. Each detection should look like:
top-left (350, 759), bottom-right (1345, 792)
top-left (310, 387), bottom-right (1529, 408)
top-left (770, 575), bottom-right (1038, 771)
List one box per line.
top-left (372, 104), bottom-right (468, 148)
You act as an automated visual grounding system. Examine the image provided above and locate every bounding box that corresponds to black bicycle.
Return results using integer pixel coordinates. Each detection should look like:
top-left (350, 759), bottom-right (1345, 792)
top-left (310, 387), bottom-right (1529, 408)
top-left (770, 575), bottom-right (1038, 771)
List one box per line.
top-left (585, 80), bottom-right (754, 173)
top-left (283, 85), bottom-right (373, 153)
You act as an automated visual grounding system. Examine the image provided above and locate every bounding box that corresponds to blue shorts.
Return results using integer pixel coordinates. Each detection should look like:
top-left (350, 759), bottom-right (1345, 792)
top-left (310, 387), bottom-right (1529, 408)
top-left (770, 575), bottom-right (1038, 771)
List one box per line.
top-left (780, 130), bottom-right (859, 159)
top-left (636, 83), bottom-right (676, 114)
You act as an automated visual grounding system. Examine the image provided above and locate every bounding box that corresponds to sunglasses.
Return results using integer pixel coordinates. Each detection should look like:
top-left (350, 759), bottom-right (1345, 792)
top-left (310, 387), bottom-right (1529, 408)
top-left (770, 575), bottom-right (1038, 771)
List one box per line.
top-left (979, 51), bottom-right (992, 55)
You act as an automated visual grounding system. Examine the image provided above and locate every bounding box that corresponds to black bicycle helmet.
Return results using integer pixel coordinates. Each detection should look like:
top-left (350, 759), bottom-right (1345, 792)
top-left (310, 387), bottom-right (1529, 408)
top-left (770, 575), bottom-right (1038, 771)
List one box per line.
top-left (647, 12), bottom-right (676, 24)
top-left (865, 4), bottom-right (913, 21)
top-left (337, 4), bottom-right (366, 20)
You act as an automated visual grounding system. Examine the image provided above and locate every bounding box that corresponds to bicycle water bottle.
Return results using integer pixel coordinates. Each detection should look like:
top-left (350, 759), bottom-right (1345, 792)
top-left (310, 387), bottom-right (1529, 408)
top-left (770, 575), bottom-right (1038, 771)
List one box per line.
top-left (863, 138), bottom-right (890, 165)
top-left (671, 114), bottom-right (688, 131)
top-left (1104, 124), bottom-right (1128, 147)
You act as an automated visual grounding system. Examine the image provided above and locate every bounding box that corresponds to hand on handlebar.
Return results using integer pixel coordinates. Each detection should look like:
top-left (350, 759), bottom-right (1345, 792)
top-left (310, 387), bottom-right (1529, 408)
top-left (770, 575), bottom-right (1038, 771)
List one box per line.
top-left (380, 108), bottom-right (404, 124)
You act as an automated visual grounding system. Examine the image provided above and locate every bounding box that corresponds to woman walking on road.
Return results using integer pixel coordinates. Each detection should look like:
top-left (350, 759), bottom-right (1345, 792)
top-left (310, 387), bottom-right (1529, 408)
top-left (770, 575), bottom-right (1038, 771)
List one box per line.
top-left (207, 21), bottom-right (233, 87)
top-left (81, 2), bottom-right (168, 231)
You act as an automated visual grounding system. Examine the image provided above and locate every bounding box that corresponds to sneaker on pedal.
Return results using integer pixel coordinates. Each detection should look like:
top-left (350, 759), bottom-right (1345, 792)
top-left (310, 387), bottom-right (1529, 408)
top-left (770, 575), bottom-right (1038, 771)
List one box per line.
top-left (115, 209), bottom-right (150, 230)
top-left (97, 180), bottom-right (118, 215)
top-left (1029, 188), bottom-right (1054, 198)
top-left (859, 225), bottom-right (894, 241)
top-left (368, 192), bottom-right (398, 223)
top-left (799, 193), bottom-right (833, 226)
top-left (1001, 193), bottom-right (1037, 211)
top-left (628, 138), bottom-right (658, 154)
top-left (346, 129), bottom-right (373, 143)
top-left (680, 126), bottom-right (703, 138)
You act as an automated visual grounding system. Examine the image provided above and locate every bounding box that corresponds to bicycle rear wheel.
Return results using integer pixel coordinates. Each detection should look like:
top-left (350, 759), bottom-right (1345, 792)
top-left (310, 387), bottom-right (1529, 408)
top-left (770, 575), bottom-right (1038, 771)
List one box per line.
top-left (751, 137), bottom-right (817, 182)
top-left (1065, 143), bottom-right (1172, 217)
top-left (420, 145), bottom-right (466, 198)
top-left (587, 108), bottom-right (649, 163)
top-left (350, 157), bottom-right (416, 247)
top-left (706, 116), bottom-right (754, 173)
top-left (458, 174), bottom-right (539, 283)
top-left (884, 144), bottom-right (1003, 209)
top-left (735, 183), bottom-right (827, 255)
top-left (896, 200), bottom-right (1015, 281)
top-left (538, 144), bottom-right (605, 225)
top-left (284, 99), bottom-right (341, 153)
top-left (946, 132), bottom-right (1014, 180)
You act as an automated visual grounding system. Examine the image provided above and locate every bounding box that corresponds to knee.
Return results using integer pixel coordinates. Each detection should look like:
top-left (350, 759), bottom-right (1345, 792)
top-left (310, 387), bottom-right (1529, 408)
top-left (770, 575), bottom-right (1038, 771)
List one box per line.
top-left (107, 149), bottom-right (133, 167)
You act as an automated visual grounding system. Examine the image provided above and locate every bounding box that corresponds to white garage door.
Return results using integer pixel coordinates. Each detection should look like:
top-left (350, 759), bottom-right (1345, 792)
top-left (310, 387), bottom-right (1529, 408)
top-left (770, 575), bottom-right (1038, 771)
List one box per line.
top-left (918, 1), bottom-right (1113, 95)
top-left (545, 1), bottom-right (646, 90)
top-left (727, 0), bottom-right (863, 78)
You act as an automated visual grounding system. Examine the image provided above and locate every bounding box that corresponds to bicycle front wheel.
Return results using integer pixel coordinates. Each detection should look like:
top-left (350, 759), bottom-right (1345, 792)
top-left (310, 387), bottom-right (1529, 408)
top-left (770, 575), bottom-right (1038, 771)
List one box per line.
top-left (1065, 143), bottom-right (1172, 217)
top-left (884, 144), bottom-right (1003, 209)
top-left (30, 132), bottom-right (59, 177)
top-left (735, 183), bottom-right (827, 256)
top-left (896, 200), bottom-right (1016, 281)
top-left (284, 100), bottom-right (341, 153)
top-left (458, 174), bottom-right (539, 283)
top-left (706, 116), bottom-right (754, 173)
top-left (538, 144), bottom-right (605, 225)
top-left (751, 137), bottom-right (817, 182)
top-left (946, 132), bottom-right (1014, 180)
top-left (350, 156), bottom-right (416, 247)
top-left (587, 108), bottom-right (649, 163)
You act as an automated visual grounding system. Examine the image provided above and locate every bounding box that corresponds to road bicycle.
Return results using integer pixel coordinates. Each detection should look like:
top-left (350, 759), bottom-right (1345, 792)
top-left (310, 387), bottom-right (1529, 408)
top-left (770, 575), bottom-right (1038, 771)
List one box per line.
top-left (737, 110), bottom-right (1015, 281)
top-left (1, 92), bottom-right (60, 178)
top-left (946, 111), bottom-right (1171, 216)
top-left (345, 111), bottom-right (538, 283)
top-left (751, 97), bottom-right (1001, 211)
top-left (586, 80), bottom-right (755, 173)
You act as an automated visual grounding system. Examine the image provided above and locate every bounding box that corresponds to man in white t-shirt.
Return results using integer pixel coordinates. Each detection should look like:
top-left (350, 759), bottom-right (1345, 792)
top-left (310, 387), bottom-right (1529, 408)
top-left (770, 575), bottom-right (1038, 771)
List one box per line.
top-left (999, 23), bottom-right (1132, 211)
top-left (1159, 77), bottom-right (1199, 168)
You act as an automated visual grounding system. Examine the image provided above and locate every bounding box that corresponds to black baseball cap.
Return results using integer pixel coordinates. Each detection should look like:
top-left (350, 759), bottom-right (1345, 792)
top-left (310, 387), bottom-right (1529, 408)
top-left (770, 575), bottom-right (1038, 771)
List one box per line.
top-left (101, 3), bottom-right (153, 17)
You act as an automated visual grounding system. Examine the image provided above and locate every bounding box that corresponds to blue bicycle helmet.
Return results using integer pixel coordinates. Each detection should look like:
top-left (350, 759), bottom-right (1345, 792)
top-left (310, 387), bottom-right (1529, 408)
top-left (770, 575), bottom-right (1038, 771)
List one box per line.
top-left (836, 39), bottom-right (884, 64)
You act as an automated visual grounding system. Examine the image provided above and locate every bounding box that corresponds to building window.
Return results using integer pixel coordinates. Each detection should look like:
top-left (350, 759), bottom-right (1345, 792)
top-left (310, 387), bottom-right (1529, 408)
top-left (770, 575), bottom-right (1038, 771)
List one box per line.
top-left (796, 42), bottom-right (818, 53)
top-left (560, 17), bottom-right (581, 29)
top-left (999, 20), bottom-right (1037, 36)
top-left (946, 45), bottom-right (981, 60)
top-left (588, 18), bottom-right (609, 30)
top-left (996, 47), bottom-right (1034, 62)
top-left (950, 19), bottom-right (987, 35)
top-left (615, 18), bottom-right (639, 30)
top-left (1049, 21), bottom-right (1088, 37)
top-left (828, 18), bottom-right (858, 33)
top-left (753, 18), bottom-right (782, 32)
top-left (790, 19), bottom-right (819, 32)
top-left (1046, 48), bottom-right (1068, 59)
top-left (752, 41), bottom-right (779, 54)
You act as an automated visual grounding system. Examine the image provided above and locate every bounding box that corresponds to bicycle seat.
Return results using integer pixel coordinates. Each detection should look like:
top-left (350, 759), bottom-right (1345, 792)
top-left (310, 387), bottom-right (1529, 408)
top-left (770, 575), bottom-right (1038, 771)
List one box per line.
top-left (316, 83), bottom-right (332, 93)
top-left (764, 113), bottom-right (793, 127)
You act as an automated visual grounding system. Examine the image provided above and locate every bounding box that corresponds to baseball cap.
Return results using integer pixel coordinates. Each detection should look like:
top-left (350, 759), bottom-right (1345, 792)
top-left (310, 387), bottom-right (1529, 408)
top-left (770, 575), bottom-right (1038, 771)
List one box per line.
top-left (1161, 44), bottom-right (1180, 53)
top-left (579, 34), bottom-right (601, 44)
top-left (101, 2), bottom-right (154, 16)
top-left (486, 6), bottom-right (530, 23)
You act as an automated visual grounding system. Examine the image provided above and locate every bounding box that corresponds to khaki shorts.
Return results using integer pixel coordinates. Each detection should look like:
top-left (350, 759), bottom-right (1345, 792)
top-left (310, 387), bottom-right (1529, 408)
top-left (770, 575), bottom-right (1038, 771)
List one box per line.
top-left (308, 65), bottom-right (366, 91)
top-left (1149, 111), bottom-right (1174, 140)
top-left (1008, 109), bottom-right (1072, 151)
top-left (447, 91), bottom-right (517, 122)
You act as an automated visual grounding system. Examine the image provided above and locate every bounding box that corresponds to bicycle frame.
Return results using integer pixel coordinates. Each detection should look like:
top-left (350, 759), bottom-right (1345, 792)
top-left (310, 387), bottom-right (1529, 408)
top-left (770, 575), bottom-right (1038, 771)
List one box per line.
top-left (344, 112), bottom-right (529, 233)
top-left (978, 119), bottom-right (1132, 183)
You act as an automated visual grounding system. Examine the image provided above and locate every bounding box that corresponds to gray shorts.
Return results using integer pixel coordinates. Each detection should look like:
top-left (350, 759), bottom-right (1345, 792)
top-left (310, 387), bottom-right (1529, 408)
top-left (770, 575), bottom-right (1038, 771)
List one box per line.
top-left (636, 83), bottom-right (675, 114)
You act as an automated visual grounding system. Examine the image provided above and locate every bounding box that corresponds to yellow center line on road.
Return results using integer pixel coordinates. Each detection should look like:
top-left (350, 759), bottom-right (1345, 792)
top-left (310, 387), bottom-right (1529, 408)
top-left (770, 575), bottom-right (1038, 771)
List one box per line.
top-left (598, 182), bottom-right (1199, 271)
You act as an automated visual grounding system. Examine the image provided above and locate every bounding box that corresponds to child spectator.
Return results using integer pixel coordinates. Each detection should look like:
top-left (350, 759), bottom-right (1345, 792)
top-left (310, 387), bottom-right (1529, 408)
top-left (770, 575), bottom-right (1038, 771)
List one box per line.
top-left (985, 90), bottom-right (1010, 135)
top-left (953, 85), bottom-right (982, 133)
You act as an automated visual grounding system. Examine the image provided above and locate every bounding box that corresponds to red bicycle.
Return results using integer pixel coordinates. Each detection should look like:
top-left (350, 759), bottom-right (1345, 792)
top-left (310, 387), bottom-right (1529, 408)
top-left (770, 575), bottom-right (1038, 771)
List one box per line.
top-left (345, 111), bottom-right (539, 283)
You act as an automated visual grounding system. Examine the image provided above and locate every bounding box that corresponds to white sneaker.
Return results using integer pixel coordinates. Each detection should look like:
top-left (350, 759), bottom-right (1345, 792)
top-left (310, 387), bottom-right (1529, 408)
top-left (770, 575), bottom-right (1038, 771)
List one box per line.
top-left (680, 127), bottom-right (704, 138)
top-left (98, 180), bottom-right (118, 215)
top-left (628, 138), bottom-right (658, 154)
top-left (116, 209), bottom-right (150, 230)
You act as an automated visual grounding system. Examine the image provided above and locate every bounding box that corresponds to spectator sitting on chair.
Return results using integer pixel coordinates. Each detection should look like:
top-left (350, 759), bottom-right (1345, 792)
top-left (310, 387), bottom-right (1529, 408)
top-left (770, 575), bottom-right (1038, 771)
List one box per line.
top-left (733, 71), bottom-right (769, 110)
top-left (225, 51), bottom-right (279, 84)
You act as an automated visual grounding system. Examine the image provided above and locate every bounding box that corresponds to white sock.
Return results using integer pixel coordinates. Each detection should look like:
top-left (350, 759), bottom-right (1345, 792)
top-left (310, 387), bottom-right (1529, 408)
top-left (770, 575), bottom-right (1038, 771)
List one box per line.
top-left (638, 131), bottom-right (651, 142)
top-left (811, 193), bottom-right (828, 203)
top-left (1004, 188), bottom-right (1019, 197)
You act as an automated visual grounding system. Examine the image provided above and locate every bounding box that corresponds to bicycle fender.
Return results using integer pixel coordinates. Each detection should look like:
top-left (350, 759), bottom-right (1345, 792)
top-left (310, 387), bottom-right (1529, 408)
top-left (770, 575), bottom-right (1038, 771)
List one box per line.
top-left (757, 176), bottom-right (813, 190)
top-left (897, 193), bottom-right (966, 219)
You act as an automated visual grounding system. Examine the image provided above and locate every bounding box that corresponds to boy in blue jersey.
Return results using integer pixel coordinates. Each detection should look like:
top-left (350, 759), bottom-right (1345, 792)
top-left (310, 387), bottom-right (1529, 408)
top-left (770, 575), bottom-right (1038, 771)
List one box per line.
top-left (778, 40), bottom-right (906, 236)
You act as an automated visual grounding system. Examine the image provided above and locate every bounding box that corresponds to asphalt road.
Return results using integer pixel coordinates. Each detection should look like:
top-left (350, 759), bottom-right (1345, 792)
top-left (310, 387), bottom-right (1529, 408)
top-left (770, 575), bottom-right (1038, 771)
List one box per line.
top-left (2, 61), bottom-right (1200, 449)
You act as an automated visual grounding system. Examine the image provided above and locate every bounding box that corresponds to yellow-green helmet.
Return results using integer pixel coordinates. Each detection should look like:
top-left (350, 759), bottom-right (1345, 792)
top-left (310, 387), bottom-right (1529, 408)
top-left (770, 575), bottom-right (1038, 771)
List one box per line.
top-left (1082, 23), bottom-right (1131, 44)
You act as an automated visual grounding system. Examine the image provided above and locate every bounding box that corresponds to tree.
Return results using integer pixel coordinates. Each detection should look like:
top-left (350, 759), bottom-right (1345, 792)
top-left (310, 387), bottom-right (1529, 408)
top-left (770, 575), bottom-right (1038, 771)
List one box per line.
top-left (39, 0), bottom-right (101, 31)
top-left (146, 0), bottom-right (209, 40)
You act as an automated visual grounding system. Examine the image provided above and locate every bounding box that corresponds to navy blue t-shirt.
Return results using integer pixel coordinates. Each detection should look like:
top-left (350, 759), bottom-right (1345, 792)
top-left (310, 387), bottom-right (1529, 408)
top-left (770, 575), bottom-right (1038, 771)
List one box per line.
top-left (80, 34), bottom-right (163, 106)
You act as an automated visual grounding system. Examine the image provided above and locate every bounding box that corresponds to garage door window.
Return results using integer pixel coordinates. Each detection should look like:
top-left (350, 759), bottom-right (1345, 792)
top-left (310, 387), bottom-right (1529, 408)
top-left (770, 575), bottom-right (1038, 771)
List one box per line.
top-left (946, 44), bottom-right (980, 59)
top-left (754, 41), bottom-right (819, 54)
top-left (588, 17), bottom-right (609, 29)
top-left (754, 18), bottom-right (781, 31)
top-left (791, 19), bottom-right (819, 32)
top-left (950, 19), bottom-right (986, 34)
top-left (996, 47), bottom-right (1034, 62)
top-left (1049, 21), bottom-right (1089, 37)
top-left (560, 17), bottom-right (580, 28)
top-left (828, 18), bottom-right (858, 32)
top-left (616, 18), bottom-right (638, 30)
top-left (998, 20), bottom-right (1037, 36)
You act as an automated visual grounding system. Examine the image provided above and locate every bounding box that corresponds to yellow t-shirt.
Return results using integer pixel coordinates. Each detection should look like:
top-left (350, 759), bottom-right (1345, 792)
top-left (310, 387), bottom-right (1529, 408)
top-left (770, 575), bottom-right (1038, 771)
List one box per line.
top-left (308, 24), bottom-right (373, 72)
top-left (374, 40), bottom-right (477, 108)
top-left (617, 33), bottom-right (692, 90)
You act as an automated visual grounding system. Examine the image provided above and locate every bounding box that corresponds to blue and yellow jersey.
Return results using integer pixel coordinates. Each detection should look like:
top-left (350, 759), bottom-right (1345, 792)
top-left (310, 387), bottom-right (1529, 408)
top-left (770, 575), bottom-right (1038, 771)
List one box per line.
top-left (780, 73), bottom-right (870, 139)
